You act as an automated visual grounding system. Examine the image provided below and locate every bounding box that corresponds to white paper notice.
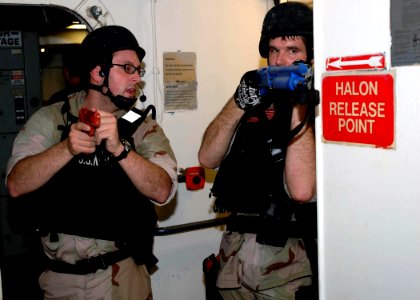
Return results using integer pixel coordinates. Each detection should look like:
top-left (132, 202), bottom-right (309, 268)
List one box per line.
top-left (163, 52), bottom-right (197, 111)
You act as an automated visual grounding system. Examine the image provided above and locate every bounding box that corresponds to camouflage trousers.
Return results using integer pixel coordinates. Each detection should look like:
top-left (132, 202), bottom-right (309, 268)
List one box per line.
top-left (216, 232), bottom-right (312, 300)
top-left (39, 233), bottom-right (152, 300)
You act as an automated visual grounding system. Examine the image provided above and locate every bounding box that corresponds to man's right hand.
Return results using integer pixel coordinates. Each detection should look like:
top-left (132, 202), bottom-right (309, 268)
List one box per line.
top-left (234, 70), bottom-right (264, 112)
top-left (67, 122), bottom-right (97, 156)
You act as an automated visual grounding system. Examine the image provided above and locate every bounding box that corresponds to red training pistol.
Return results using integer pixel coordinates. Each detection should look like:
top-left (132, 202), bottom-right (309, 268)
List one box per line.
top-left (79, 108), bottom-right (101, 136)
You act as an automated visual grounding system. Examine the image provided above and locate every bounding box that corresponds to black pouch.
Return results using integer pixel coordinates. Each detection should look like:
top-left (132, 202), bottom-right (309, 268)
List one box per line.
top-left (255, 198), bottom-right (293, 247)
top-left (202, 254), bottom-right (223, 300)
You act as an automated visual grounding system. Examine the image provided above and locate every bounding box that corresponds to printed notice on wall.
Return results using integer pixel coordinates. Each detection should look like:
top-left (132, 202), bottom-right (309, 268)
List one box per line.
top-left (391, 0), bottom-right (420, 66)
top-left (163, 52), bottom-right (197, 111)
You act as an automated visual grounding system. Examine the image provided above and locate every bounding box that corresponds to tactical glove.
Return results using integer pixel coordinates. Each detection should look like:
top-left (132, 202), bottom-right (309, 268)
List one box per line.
top-left (234, 70), bottom-right (266, 112)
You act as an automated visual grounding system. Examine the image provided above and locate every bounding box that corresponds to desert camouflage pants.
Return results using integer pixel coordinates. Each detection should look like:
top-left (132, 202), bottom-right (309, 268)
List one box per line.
top-left (39, 257), bottom-right (152, 300)
top-left (216, 232), bottom-right (312, 300)
top-left (39, 233), bottom-right (152, 300)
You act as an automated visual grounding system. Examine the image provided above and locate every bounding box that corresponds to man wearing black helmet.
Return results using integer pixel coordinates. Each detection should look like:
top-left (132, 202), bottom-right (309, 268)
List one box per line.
top-left (6, 25), bottom-right (178, 299)
top-left (199, 2), bottom-right (316, 299)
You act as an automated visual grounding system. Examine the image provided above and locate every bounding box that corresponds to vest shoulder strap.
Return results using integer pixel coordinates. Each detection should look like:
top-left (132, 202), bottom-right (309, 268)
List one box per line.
top-left (57, 99), bottom-right (78, 141)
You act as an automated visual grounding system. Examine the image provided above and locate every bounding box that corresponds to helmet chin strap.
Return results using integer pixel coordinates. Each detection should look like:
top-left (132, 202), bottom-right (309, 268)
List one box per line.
top-left (88, 68), bottom-right (136, 111)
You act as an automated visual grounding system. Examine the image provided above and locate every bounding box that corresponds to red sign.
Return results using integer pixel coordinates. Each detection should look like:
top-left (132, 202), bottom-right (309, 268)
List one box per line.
top-left (322, 72), bottom-right (394, 148)
top-left (326, 53), bottom-right (385, 71)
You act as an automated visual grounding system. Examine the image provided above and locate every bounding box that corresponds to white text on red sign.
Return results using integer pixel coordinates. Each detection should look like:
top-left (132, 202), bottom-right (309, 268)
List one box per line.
top-left (322, 72), bottom-right (394, 148)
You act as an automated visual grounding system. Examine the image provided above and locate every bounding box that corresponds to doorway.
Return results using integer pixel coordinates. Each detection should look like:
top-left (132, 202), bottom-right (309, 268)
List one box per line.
top-left (0, 5), bottom-right (88, 299)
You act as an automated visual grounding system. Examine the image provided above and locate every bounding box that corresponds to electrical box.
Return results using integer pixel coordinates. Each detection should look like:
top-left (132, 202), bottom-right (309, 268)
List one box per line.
top-left (0, 30), bottom-right (42, 257)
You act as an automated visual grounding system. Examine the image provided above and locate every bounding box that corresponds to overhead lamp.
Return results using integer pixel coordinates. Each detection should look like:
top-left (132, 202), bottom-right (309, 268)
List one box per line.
top-left (66, 22), bottom-right (87, 30)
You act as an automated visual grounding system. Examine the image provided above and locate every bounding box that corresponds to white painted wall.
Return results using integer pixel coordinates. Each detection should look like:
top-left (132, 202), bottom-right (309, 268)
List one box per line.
top-left (6, 0), bottom-right (419, 299)
top-left (0, 0), bottom-right (270, 299)
top-left (146, 2), bottom-right (270, 299)
top-left (315, 1), bottom-right (420, 299)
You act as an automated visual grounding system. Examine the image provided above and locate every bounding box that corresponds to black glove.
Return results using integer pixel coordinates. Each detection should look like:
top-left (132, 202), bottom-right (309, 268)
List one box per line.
top-left (234, 70), bottom-right (265, 111)
top-left (291, 63), bottom-right (319, 106)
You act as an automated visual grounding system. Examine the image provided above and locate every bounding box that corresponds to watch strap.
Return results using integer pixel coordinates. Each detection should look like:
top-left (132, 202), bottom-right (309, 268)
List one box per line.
top-left (114, 139), bottom-right (131, 161)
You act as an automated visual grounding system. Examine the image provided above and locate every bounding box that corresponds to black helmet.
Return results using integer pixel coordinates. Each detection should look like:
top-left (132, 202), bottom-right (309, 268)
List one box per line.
top-left (80, 25), bottom-right (145, 80)
top-left (259, 2), bottom-right (313, 59)
top-left (79, 25), bottom-right (146, 110)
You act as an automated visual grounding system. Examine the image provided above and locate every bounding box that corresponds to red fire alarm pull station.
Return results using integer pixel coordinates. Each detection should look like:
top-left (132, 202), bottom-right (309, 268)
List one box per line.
top-left (185, 167), bottom-right (205, 190)
top-left (322, 71), bottom-right (395, 148)
top-left (178, 167), bottom-right (206, 190)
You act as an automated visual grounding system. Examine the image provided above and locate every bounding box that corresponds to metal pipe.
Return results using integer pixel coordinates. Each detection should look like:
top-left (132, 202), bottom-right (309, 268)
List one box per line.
top-left (153, 217), bottom-right (230, 236)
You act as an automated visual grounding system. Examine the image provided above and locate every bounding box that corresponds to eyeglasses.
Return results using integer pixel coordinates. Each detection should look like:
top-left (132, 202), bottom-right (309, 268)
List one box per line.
top-left (111, 64), bottom-right (146, 77)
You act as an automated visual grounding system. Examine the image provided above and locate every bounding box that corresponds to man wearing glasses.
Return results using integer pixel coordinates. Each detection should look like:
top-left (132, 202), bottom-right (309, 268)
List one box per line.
top-left (6, 25), bottom-right (178, 299)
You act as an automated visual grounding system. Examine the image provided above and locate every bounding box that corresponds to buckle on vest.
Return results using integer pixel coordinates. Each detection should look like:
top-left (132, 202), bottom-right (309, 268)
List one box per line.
top-left (77, 255), bottom-right (107, 271)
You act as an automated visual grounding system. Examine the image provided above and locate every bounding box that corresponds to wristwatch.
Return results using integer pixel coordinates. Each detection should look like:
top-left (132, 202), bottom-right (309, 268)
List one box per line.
top-left (115, 139), bottom-right (132, 161)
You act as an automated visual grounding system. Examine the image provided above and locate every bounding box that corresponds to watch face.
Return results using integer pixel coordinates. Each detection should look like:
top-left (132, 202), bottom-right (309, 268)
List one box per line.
top-left (122, 139), bottom-right (132, 151)
top-left (115, 139), bottom-right (132, 161)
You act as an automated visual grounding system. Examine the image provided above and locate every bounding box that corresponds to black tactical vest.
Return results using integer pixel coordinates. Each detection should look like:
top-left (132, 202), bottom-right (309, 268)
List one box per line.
top-left (211, 94), bottom-right (294, 218)
top-left (11, 102), bottom-right (157, 265)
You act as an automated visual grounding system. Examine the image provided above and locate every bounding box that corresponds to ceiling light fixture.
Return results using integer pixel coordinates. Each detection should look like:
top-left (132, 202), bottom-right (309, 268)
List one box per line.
top-left (66, 22), bottom-right (86, 30)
